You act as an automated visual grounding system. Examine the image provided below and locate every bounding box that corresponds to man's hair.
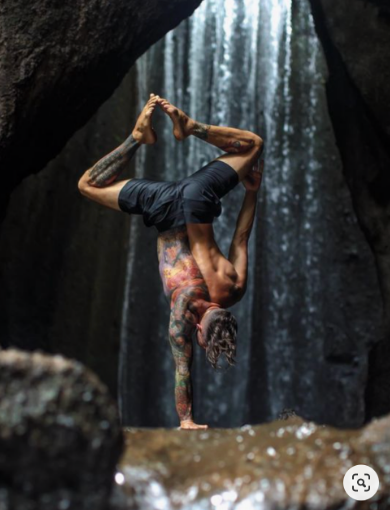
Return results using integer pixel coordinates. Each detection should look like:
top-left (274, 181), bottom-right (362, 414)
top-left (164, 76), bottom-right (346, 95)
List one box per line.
top-left (205, 310), bottom-right (237, 370)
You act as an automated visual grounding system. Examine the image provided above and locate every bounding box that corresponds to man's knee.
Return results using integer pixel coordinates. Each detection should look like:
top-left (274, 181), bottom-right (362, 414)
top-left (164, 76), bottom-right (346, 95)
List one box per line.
top-left (78, 177), bottom-right (89, 196)
top-left (78, 173), bottom-right (102, 196)
top-left (251, 134), bottom-right (264, 153)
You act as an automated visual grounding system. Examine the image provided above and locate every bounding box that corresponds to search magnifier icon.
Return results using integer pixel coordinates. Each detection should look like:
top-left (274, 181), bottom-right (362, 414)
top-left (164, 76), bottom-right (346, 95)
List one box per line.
top-left (344, 465), bottom-right (379, 501)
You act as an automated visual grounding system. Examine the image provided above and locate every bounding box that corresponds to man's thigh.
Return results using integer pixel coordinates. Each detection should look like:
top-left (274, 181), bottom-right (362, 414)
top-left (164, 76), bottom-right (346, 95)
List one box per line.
top-left (81, 179), bottom-right (132, 211)
top-left (213, 148), bottom-right (260, 182)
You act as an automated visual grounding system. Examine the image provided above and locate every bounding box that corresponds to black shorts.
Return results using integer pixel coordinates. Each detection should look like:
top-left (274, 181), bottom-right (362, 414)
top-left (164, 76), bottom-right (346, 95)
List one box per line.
top-left (117, 160), bottom-right (239, 233)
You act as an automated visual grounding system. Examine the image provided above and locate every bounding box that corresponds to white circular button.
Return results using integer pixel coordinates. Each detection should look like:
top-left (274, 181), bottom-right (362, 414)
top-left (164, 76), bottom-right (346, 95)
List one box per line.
top-left (343, 465), bottom-right (380, 501)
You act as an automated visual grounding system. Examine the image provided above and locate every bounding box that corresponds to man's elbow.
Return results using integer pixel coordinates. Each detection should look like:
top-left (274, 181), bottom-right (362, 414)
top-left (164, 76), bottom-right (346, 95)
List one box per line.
top-left (251, 134), bottom-right (264, 155)
top-left (233, 233), bottom-right (249, 248)
top-left (233, 282), bottom-right (247, 302)
top-left (176, 362), bottom-right (190, 377)
top-left (240, 284), bottom-right (248, 299)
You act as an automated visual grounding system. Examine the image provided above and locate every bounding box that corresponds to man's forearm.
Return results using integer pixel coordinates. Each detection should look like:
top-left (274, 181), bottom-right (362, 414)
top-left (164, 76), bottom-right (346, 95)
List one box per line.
top-left (87, 133), bottom-right (140, 187)
top-left (232, 190), bottom-right (257, 244)
top-left (175, 366), bottom-right (193, 423)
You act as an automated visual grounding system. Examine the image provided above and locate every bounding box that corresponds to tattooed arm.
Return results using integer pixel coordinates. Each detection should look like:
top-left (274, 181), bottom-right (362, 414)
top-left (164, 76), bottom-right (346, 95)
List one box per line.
top-left (168, 291), bottom-right (196, 425)
top-left (168, 290), bottom-right (209, 429)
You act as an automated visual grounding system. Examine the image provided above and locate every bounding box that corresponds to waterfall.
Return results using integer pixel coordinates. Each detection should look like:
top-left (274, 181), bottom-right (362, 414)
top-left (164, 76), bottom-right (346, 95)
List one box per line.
top-left (119, 0), bottom-right (377, 427)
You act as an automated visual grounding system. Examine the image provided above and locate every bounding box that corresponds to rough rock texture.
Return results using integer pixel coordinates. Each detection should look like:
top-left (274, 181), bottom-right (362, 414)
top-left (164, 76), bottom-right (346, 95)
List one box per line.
top-left (307, 0), bottom-right (390, 420)
top-left (0, 0), bottom-right (203, 220)
top-left (0, 71), bottom-right (138, 397)
top-left (111, 415), bottom-right (390, 510)
top-left (0, 349), bottom-right (123, 510)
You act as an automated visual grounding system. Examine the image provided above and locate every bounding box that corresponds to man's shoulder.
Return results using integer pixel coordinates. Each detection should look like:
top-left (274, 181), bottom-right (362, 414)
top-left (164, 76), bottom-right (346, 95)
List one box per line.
top-left (171, 284), bottom-right (209, 307)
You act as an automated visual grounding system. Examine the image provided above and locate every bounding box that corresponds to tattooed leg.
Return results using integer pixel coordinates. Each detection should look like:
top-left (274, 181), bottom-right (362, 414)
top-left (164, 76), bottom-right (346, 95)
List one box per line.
top-left (157, 97), bottom-right (262, 154)
top-left (86, 133), bottom-right (140, 187)
top-left (79, 94), bottom-right (158, 189)
top-left (157, 97), bottom-right (263, 181)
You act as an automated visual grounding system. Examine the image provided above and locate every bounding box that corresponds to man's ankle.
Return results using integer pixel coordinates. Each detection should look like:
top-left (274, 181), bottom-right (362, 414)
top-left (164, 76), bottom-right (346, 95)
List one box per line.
top-left (191, 120), bottom-right (210, 140)
top-left (186, 118), bottom-right (197, 136)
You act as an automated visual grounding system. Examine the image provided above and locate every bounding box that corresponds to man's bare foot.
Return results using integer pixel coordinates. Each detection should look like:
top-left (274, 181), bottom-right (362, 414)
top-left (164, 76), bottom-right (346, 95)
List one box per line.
top-left (132, 93), bottom-right (159, 145)
top-left (157, 98), bottom-right (195, 141)
top-left (180, 420), bottom-right (208, 430)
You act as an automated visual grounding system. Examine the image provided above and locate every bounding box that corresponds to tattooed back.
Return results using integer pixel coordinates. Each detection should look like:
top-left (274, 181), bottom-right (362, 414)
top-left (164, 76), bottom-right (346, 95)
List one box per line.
top-left (157, 227), bottom-right (209, 303)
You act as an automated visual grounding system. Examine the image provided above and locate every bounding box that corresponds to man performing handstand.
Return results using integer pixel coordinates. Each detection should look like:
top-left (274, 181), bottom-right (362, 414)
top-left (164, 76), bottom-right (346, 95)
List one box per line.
top-left (78, 94), bottom-right (263, 429)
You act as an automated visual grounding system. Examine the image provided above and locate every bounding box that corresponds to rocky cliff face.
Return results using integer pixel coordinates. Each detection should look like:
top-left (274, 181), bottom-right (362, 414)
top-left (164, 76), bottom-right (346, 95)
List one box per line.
top-left (0, 71), bottom-right (138, 397)
top-left (0, 0), bottom-right (203, 219)
top-left (307, 0), bottom-right (390, 420)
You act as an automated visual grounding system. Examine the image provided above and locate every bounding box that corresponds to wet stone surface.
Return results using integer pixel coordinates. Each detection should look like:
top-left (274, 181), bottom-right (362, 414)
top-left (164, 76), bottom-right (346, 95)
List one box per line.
top-left (111, 415), bottom-right (390, 510)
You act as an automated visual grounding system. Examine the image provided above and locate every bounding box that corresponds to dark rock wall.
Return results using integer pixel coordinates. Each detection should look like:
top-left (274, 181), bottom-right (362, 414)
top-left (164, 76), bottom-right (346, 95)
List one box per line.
top-left (0, 0), bottom-right (203, 220)
top-left (307, 0), bottom-right (390, 419)
top-left (0, 72), bottom-right (138, 397)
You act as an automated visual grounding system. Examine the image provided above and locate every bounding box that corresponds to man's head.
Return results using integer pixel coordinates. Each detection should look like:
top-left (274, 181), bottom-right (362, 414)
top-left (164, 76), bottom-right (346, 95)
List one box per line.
top-left (196, 307), bottom-right (237, 369)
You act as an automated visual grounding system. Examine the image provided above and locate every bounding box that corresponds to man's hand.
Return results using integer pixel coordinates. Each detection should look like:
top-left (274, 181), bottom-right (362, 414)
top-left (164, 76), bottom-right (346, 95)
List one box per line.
top-left (243, 159), bottom-right (264, 192)
top-left (180, 419), bottom-right (208, 430)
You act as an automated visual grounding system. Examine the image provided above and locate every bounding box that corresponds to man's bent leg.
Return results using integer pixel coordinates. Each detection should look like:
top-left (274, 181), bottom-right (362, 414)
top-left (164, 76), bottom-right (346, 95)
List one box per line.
top-left (213, 143), bottom-right (263, 182)
top-left (78, 94), bottom-right (158, 211)
top-left (191, 123), bottom-right (262, 155)
top-left (157, 98), bottom-right (263, 181)
top-left (78, 178), bottom-right (133, 211)
top-left (190, 123), bottom-right (263, 181)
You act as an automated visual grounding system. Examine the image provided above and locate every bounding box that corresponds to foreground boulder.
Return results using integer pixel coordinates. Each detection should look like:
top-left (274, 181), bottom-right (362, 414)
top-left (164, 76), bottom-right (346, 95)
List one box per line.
top-left (0, 349), bottom-right (123, 510)
top-left (112, 415), bottom-right (390, 509)
top-left (0, 0), bottom-right (203, 219)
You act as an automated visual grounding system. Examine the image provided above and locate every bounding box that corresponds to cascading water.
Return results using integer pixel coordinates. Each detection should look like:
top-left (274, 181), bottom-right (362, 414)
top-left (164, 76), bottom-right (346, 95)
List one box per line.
top-left (118, 0), bottom-right (379, 428)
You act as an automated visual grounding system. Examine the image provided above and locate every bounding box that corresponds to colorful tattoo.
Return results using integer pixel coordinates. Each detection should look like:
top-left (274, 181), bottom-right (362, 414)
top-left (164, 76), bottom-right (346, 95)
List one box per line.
top-left (192, 122), bottom-right (211, 141)
top-left (88, 133), bottom-right (140, 187)
top-left (157, 228), bottom-right (206, 299)
top-left (157, 228), bottom-right (210, 423)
